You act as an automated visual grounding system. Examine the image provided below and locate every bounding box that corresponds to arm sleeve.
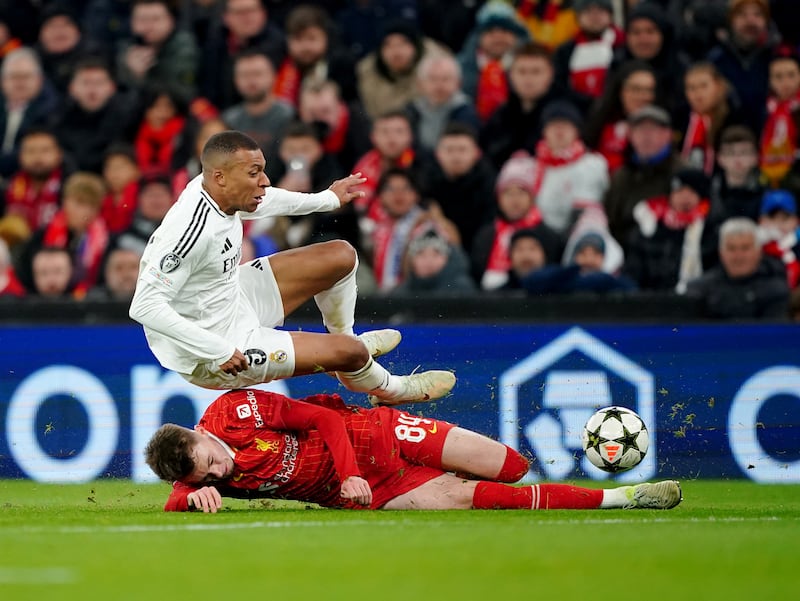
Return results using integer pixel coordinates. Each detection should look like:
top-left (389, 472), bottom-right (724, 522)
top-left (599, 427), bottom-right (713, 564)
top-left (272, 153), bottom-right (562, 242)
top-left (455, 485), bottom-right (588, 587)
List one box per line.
top-left (129, 281), bottom-right (234, 363)
top-left (268, 398), bottom-right (362, 481)
top-left (164, 481), bottom-right (197, 512)
top-left (242, 188), bottom-right (339, 221)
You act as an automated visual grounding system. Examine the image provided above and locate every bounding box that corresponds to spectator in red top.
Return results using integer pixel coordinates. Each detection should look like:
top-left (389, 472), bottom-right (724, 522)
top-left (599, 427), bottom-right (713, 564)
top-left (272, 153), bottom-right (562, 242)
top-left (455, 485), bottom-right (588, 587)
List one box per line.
top-left (350, 110), bottom-right (422, 220)
top-left (298, 79), bottom-right (371, 177)
top-left (18, 172), bottom-right (108, 298)
top-left (273, 4), bottom-right (357, 110)
top-left (100, 144), bottom-right (141, 234)
top-left (585, 60), bottom-right (658, 175)
top-left (758, 189), bottom-right (800, 289)
top-left (3, 128), bottom-right (67, 235)
top-left (552, 0), bottom-right (624, 113)
top-left (458, 1), bottom-right (530, 123)
top-left (133, 86), bottom-right (188, 175)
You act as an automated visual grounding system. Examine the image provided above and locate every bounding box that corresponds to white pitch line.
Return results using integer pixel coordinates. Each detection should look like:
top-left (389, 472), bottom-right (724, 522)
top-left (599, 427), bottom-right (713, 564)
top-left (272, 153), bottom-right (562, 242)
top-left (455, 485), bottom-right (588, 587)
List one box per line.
top-left (0, 514), bottom-right (796, 536)
top-left (0, 567), bottom-right (77, 584)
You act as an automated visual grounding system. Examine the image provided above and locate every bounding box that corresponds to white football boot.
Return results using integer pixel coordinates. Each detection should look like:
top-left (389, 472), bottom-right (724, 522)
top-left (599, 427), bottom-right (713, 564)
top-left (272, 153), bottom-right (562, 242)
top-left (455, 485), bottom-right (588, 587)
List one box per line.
top-left (358, 329), bottom-right (402, 359)
top-left (368, 370), bottom-right (456, 407)
top-left (622, 480), bottom-right (683, 509)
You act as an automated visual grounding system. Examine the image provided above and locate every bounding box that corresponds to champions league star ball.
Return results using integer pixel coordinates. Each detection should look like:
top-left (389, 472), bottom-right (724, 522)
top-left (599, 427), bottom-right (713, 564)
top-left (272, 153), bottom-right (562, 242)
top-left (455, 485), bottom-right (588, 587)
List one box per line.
top-left (581, 406), bottom-right (649, 473)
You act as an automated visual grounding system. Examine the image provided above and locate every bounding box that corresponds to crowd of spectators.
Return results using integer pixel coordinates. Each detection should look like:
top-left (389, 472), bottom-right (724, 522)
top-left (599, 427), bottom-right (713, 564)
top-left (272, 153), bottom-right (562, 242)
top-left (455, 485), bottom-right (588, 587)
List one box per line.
top-left (0, 0), bottom-right (799, 321)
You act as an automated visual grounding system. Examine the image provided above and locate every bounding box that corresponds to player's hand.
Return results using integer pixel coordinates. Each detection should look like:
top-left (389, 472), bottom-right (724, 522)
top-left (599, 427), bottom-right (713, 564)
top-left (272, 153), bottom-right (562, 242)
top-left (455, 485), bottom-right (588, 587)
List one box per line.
top-left (219, 349), bottom-right (249, 375)
top-left (340, 475), bottom-right (372, 506)
top-left (328, 173), bottom-right (367, 207)
top-left (187, 486), bottom-right (223, 513)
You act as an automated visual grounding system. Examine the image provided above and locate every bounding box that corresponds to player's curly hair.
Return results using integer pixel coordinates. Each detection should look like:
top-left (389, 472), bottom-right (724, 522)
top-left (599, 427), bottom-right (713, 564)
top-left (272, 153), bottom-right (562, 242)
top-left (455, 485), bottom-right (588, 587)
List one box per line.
top-left (144, 424), bottom-right (197, 482)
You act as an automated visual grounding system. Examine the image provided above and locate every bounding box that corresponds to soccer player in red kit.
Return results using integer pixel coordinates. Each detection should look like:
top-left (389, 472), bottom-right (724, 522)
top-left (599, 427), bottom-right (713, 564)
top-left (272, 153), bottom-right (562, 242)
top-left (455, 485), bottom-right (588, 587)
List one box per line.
top-left (146, 389), bottom-right (683, 512)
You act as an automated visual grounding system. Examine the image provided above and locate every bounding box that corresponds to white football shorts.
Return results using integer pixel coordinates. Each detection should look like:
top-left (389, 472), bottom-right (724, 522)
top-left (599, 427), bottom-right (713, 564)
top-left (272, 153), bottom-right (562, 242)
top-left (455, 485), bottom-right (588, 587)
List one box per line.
top-left (182, 257), bottom-right (297, 389)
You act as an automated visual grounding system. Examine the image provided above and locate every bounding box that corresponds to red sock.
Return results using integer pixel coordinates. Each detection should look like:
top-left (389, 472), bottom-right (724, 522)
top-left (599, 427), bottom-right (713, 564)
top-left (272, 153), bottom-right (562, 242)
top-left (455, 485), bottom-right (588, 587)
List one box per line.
top-left (472, 482), bottom-right (603, 510)
top-left (531, 484), bottom-right (603, 509)
top-left (495, 447), bottom-right (530, 482)
top-left (473, 481), bottom-right (533, 509)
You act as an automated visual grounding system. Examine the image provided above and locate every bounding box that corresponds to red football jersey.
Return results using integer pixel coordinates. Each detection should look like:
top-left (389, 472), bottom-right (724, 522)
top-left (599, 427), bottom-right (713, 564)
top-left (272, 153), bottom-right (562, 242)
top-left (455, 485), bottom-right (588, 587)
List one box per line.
top-left (164, 390), bottom-right (449, 511)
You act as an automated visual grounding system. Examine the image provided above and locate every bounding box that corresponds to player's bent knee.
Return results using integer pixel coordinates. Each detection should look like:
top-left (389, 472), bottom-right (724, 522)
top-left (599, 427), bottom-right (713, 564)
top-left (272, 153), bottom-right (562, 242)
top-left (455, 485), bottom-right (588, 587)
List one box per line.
top-left (322, 239), bottom-right (357, 273)
top-left (335, 334), bottom-right (370, 370)
top-left (496, 447), bottom-right (531, 482)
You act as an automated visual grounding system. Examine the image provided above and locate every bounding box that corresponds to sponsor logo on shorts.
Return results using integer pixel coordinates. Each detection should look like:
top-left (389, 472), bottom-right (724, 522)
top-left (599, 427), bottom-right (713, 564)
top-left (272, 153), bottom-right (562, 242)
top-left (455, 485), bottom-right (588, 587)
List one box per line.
top-left (270, 350), bottom-right (288, 364)
top-left (236, 404), bottom-right (251, 419)
top-left (159, 253), bottom-right (181, 273)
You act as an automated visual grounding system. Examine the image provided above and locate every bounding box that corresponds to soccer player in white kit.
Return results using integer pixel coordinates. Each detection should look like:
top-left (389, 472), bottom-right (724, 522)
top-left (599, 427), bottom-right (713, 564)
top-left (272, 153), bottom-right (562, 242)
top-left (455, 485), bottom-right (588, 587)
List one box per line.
top-left (129, 131), bottom-right (455, 405)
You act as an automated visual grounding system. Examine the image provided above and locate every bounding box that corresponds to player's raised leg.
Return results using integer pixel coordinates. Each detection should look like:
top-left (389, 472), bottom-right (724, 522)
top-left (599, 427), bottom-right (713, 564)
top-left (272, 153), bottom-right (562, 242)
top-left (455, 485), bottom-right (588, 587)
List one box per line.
top-left (288, 332), bottom-right (455, 403)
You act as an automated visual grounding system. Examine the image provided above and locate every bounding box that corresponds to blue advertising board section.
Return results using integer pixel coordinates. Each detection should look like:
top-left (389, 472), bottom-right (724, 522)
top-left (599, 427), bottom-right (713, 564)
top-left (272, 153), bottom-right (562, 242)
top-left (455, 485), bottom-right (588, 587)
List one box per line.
top-left (1, 323), bottom-right (798, 483)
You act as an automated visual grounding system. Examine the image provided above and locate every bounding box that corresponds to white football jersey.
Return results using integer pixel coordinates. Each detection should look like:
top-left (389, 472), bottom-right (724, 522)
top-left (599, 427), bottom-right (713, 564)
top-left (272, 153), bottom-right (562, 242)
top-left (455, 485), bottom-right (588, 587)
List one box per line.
top-left (129, 175), bottom-right (339, 373)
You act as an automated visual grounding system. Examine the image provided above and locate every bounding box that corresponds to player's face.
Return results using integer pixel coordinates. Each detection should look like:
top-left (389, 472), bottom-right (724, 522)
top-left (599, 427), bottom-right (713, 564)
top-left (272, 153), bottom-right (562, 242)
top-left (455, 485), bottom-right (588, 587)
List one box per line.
top-left (185, 427), bottom-right (235, 485)
top-left (219, 149), bottom-right (270, 214)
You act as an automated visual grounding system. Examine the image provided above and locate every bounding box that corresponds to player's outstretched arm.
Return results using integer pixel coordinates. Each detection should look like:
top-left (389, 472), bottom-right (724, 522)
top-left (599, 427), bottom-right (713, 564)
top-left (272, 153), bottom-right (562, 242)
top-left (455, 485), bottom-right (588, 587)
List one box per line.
top-left (340, 476), bottom-right (372, 506)
top-left (187, 486), bottom-right (223, 513)
top-left (327, 173), bottom-right (367, 207)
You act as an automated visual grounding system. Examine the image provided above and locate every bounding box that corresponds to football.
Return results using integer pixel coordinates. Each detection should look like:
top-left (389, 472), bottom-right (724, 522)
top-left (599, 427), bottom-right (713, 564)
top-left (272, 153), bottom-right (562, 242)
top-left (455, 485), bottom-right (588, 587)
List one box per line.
top-left (581, 406), bottom-right (649, 473)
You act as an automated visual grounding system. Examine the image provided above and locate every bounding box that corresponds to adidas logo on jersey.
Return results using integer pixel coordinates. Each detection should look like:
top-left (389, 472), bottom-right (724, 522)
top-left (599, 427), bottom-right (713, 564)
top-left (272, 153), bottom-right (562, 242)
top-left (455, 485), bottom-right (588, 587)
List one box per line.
top-left (221, 238), bottom-right (232, 254)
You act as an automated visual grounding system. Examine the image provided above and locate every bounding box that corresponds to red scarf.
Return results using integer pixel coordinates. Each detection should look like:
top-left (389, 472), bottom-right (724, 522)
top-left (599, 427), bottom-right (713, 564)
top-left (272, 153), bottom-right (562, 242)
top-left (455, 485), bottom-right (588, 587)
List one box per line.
top-left (135, 115), bottom-right (186, 174)
top-left (350, 148), bottom-right (415, 217)
top-left (371, 205), bottom-right (424, 291)
top-left (476, 54), bottom-right (509, 122)
top-left (42, 210), bottom-right (109, 296)
top-left (274, 58), bottom-right (302, 107)
top-left (535, 139), bottom-right (586, 167)
top-left (763, 234), bottom-right (800, 288)
top-left (596, 120), bottom-right (629, 174)
top-left (760, 92), bottom-right (800, 185)
top-left (101, 180), bottom-right (139, 234)
top-left (568, 28), bottom-right (623, 99)
top-left (645, 195), bottom-right (710, 230)
top-left (485, 205), bottom-right (543, 276)
top-left (322, 102), bottom-right (351, 154)
top-left (681, 112), bottom-right (714, 175)
top-left (1, 266), bottom-right (25, 297)
top-left (4, 168), bottom-right (63, 231)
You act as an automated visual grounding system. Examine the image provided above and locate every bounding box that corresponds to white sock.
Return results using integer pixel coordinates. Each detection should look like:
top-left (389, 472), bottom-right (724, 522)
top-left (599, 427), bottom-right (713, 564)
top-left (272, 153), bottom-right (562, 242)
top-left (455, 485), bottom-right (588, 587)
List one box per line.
top-left (599, 486), bottom-right (632, 508)
top-left (336, 358), bottom-right (403, 396)
top-left (314, 257), bottom-right (358, 336)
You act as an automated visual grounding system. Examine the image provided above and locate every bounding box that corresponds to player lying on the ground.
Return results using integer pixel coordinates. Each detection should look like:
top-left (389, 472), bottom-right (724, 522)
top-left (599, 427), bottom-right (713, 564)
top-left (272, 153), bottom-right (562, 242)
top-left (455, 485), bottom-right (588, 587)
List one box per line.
top-left (145, 388), bottom-right (683, 512)
top-left (129, 130), bottom-right (454, 406)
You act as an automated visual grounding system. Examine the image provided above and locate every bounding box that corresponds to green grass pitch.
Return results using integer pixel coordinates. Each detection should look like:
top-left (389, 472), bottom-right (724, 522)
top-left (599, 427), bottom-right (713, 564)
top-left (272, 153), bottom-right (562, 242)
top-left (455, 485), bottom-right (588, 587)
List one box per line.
top-left (1, 479), bottom-right (798, 601)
